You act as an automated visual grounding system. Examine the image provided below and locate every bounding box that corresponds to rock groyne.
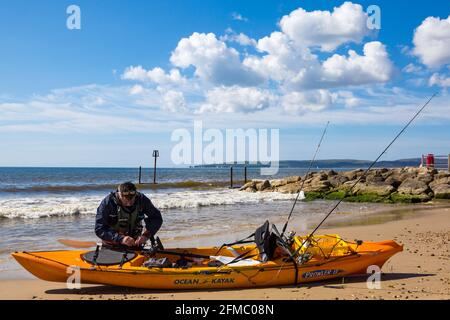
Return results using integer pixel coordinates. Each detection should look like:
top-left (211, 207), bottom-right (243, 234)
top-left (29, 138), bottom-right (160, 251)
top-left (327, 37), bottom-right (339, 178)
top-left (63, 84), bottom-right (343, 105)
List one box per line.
top-left (239, 167), bottom-right (450, 203)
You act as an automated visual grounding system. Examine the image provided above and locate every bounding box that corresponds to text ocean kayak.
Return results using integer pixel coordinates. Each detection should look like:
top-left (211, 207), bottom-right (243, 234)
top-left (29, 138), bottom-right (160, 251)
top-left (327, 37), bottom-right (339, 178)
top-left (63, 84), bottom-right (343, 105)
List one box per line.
top-left (11, 234), bottom-right (402, 289)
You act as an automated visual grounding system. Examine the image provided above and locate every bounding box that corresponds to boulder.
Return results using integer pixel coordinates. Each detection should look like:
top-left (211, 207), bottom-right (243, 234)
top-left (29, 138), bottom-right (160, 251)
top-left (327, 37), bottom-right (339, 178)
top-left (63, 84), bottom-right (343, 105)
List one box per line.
top-left (398, 172), bottom-right (418, 181)
top-left (435, 171), bottom-right (450, 180)
top-left (342, 169), bottom-right (364, 181)
top-left (328, 175), bottom-right (349, 188)
top-left (256, 180), bottom-right (271, 191)
top-left (303, 180), bottom-right (331, 193)
top-left (340, 180), bottom-right (359, 194)
top-left (325, 170), bottom-right (338, 176)
top-left (365, 174), bottom-right (385, 184)
top-left (381, 170), bottom-right (394, 179)
top-left (356, 182), bottom-right (395, 196)
top-left (239, 181), bottom-right (256, 191)
top-left (405, 167), bottom-right (419, 174)
top-left (416, 167), bottom-right (435, 183)
top-left (270, 176), bottom-right (302, 187)
top-left (270, 179), bottom-right (287, 188)
top-left (429, 176), bottom-right (450, 188)
top-left (397, 178), bottom-right (430, 196)
top-left (276, 182), bottom-right (301, 194)
top-left (417, 166), bottom-right (437, 175)
top-left (416, 174), bottom-right (433, 184)
top-left (304, 172), bottom-right (316, 180)
top-left (239, 167), bottom-right (449, 203)
top-left (311, 172), bottom-right (328, 181)
top-left (384, 176), bottom-right (402, 188)
top-left (286, 176), bottom-right (302, 184)
top-left (431, 184), bottom-right (450, 199)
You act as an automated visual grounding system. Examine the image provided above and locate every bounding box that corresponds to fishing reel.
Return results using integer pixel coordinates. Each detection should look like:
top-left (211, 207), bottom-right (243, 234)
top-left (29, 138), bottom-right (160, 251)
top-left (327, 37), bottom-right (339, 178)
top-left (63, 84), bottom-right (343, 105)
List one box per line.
top-left (285, 231), bottom-right (296, 246)
top-left (296, 252), bottom-right (313, 265)
top-left (144, 236), bottom-right (165, 256)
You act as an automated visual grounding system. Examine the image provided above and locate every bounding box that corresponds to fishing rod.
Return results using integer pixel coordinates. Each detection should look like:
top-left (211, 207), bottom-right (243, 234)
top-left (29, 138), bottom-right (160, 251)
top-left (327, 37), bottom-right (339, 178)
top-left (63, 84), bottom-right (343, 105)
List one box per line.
top-left (214, 123), bottom-right (329, 259)
top-left (280, 121), bottom-right (329, 238)
top-left (292, 92), bottom-right (438, 258)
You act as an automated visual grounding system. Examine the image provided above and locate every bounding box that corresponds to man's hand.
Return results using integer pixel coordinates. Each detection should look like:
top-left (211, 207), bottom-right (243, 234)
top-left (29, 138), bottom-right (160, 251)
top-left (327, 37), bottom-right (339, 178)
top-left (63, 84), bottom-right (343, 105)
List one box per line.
top-left (134, 235), bottom-right (148, 247)
top-left (121, 236), bottom-right (135, 247)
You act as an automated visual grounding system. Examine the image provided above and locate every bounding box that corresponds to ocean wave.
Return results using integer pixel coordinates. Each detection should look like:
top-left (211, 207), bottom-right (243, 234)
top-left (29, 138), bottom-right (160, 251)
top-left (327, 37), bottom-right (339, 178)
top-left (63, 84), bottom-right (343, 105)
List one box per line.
top-left (0, 180), bottom-right (237, 193)
top-left (0, 189), bottom-right (297, 219)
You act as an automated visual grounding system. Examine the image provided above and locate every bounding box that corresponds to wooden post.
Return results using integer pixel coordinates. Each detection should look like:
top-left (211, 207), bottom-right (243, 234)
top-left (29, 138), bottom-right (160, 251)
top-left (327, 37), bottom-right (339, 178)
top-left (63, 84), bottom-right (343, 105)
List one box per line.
top-left (230, 167), bottom-right (233, 188)
top-left (153, 158), bottom-right (157, 184)
top-left (152, 150), bottom-right (159, 184)
top-left (138, 166), bottom-right (142, 184)
top-left (244, 166), bottom-right (247, 184)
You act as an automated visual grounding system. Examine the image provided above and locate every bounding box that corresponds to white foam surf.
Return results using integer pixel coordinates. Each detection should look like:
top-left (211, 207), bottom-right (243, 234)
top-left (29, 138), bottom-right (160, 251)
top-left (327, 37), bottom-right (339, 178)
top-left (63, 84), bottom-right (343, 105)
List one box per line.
top-left (0, 189), bottom-right (298, 219)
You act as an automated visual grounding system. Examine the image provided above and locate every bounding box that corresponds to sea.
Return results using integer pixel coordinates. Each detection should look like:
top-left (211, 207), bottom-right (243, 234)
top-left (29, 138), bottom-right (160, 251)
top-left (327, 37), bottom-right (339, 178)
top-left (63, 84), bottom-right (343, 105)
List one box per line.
top-left (0, 167), bottom-right (416, 279)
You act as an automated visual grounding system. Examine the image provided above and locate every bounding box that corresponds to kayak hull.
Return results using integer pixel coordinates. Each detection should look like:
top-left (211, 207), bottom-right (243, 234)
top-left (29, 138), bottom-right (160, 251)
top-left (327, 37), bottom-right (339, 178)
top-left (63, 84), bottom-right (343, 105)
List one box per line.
top-left (11, 239), bottom-right (402, 290)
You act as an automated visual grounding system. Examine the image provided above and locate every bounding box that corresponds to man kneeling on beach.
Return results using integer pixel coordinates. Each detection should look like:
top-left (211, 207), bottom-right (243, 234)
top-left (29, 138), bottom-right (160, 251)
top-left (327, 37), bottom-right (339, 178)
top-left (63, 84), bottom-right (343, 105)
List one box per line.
top-left (95, 182), bottom-right (163, 247)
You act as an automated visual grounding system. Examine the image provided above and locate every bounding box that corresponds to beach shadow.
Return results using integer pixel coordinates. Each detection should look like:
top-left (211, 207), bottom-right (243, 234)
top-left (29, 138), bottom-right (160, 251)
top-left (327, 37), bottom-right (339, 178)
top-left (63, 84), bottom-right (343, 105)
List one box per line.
top-left (45, 272), bottom-right (435, 296)
top-left (302, 272), bottom-right (435, 289)
top-left (45, 285), bottom-right (250, 296)
top-left (46, 286), bottom-right (171, 296)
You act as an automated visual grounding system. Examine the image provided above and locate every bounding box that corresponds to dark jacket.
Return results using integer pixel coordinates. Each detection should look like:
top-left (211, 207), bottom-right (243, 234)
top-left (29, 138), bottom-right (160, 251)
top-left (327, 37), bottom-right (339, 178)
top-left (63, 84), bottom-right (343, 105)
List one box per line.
top-left (95, 192), bottom-right (163, 243)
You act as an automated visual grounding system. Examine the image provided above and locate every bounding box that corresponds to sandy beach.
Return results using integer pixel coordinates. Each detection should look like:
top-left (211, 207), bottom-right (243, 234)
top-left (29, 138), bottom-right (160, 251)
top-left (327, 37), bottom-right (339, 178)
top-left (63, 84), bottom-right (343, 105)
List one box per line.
top-left (1, 204), bottom-right (449, 300)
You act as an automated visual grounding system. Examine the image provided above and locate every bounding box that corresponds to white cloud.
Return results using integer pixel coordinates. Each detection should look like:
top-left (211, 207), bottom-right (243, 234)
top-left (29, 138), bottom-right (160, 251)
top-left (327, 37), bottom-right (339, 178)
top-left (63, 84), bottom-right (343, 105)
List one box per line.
top-left (0, 85), bottom-right (192, 134)
top-left (279, 1), bottom-right (370, 52)
top-left (162, 90), bottom-right (188, 112)
top-left (402, 63), bottom-right (423, 74)
top-left (1, 83), bottom-right (449, 138)
top-left (231, 12), bottom-right (248, 22)
top-left (121, 65), bottom-right (147, 81)
top-left (246, 40), bottom-right (393, 90)
top-left (429, 73), bottom-right (450, 87)
top-left (82, 2), bottom-right (437, 126)
top-left (319, 41), bottom-right (394, 86)
top-left (170, 32), bottom-right (264, 86)
top-left (220, 32), bottom-right (257, 47)
top-left (122, 66), bottom-right (187, 85)
top-left (197, 86), bottom-right (273, 113)
top-left (129, 84), bottom-right (145, 95)
top-left (122, 3), bottom-right (394, 97)
top-left (399, 45), bottom-right (412, 56)
top-left (281, 90), bottom-right (336, 114)
top-left (337, 91), bottom-right (360, 107)
top-left (244, 32), bottom-right (320, 83)
top-left (413, 15), bottom-right (450, 68)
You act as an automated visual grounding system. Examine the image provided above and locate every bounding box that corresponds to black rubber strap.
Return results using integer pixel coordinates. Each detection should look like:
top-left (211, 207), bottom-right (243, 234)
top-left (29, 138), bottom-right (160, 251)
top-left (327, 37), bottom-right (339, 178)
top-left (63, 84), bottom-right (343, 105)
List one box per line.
top-left (215, 232), bottom-right (255, 255)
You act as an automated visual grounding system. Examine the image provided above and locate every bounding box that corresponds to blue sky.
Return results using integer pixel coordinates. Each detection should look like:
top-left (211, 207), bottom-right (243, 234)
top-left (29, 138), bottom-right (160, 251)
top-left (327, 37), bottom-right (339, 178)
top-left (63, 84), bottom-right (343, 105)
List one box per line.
top-left (0, 0), bottom-right (449, 167)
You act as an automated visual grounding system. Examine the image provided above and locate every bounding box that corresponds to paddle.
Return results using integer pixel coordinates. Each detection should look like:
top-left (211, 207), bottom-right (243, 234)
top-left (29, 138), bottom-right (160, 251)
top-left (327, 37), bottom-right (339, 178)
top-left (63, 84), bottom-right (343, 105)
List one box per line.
top-left (58, 239), bottom-right (97, 248)
top-left (57, 238), bottom-right (259, 264)
top-left (57, 239), bottom-right (215, 259)
top-left (57, 235), bottom-right (160, 249)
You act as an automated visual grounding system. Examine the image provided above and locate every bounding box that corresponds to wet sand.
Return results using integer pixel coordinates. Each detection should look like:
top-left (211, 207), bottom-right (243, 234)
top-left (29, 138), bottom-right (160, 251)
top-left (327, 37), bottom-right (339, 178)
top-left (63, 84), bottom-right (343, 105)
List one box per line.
top-left (1, 205), bottom-right (449, 300)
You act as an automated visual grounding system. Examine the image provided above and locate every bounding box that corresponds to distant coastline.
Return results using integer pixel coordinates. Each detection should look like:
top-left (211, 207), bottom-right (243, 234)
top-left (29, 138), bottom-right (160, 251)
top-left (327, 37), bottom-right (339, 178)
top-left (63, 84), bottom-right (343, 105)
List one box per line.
top-left (194, 158), bottom-right (423, 168)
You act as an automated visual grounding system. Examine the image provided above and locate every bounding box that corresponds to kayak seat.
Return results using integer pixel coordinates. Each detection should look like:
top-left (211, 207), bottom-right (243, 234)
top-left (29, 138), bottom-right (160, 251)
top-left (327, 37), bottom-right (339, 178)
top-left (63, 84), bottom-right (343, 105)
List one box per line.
top-left (82, 248), bottom-right (136, 266)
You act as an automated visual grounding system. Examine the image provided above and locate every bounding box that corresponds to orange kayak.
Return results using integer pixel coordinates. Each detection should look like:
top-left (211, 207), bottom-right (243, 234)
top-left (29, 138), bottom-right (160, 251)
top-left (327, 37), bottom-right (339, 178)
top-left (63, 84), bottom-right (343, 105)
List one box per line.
top-left (11, 234), bottom-right (402, 289)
